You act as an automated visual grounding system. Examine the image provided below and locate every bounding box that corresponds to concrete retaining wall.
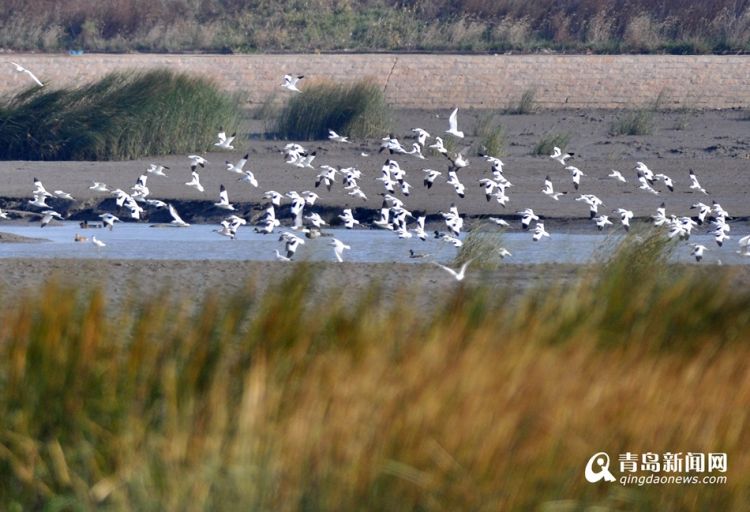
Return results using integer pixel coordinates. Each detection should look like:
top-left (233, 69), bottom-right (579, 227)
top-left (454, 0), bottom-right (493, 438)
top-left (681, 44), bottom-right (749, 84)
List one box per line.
top-left (3, 53), bottom-right (749, 109)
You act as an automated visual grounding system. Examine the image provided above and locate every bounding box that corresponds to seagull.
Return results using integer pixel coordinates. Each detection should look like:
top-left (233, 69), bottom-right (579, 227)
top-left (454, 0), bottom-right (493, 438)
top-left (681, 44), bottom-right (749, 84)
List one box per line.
top-left (615, 208), bottom-right (634, 231)
top-left (188, 155), bottom-right (208, 172)
top-left (215, 130), bottom-right (236, 150)
top-left (445, 108), bottom-right (464, 138)
top-left (532, 222), bottom-right (550, 241)
top-left (634, 162), bottom-right (655, 183)
top-left (330, 238), bottom-right (351, 262)
top-left (33, 177), bottom-right (53, 197)
top-left (147, 163), bottom-right (169, 176)
top-left (282, 74), bottom-right (304, 92)
top-left (488, 217), bottom-right (510, 227)
top-left (689, 169), bottom-right (708, 195)
top-left (10, 61), bottom-right (43, 86)
top-left (412, 128), bottom-right (430, 146)
top-left (214, 184), bottom-right (235, 210)
top-left (550, 146), bottom-right (573, 165)
top-left (315, 166), bottom-right (337, 191)
top-left (301, 190), bottom-right (319, 206)
top-left (497, 248), bottom-right (512, 259)
top-left (638, 172), bottom-right (660, 195)
top-left (565, 166), bottom-right (585, 190)
top-left (446, 171), bottom-right (465, 198)
top-left (407, 143), bottom-right (426, 159)
top-left (99, 213), bottom-right (120, 230)
top-left (0, 209), bottom-right (8, 220)
top-left (608, 170), bottom-right (627, 183)
top-left (690, 202), bottom-right (712, 225)
top-left (214, 220), bottom-right (237, 239)
top-left (168, 204), bottom-right (190, 227)
top-left (280, 231), bottom-right (306, 258)
top-left (28, 194), bottom-right (50, 209)
top-left (593, 215), bottom-right (613, 231)
top-left (239, 170), bottom-right (259, 187)
top-left (429, 136), bottom-right (448, 154)
top-left (91, 236), bottom-right (106, 248)
top-left (40, 210), bottom-right (63, 227)
top-left (542, 176), bottom-right (566, 200)
top-left (89, 182), bottom-right (110, 193)
top-left (413, 215), bottom-right (428, 240)
top-left (423, 169), bottom-right (442, 189)
top-left (275, 249), bottom-right (292, 262)
top-left (518, 208), bottom-right (539, 230)
top-left (185, 170), bottom-right (205, 193)
top-left (328, 129), bottom-right (350, 143)
top-left (654, 173), bottom-right (675, 192)
top-left (304, 212), bottom-right (327, 228)
top-left (263, 190), bottom-right (283, 206)
top-left (738, 235), bottom-right (750, 256)
top-left (52, 189), bottom-right (75, 200)
top-left (338, 208), bottom-right (359, 229)
top-left (691, 244), bottom-right (708, 262)
top-left (433, 259), bottom-right (472, 282)
top-left (226, 153), bottom-right (249, 174)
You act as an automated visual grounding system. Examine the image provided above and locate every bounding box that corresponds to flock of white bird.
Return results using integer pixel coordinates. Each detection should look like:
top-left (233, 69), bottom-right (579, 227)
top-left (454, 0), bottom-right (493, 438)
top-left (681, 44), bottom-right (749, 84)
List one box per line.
top-left (3, 66), bottom-right (750, 280)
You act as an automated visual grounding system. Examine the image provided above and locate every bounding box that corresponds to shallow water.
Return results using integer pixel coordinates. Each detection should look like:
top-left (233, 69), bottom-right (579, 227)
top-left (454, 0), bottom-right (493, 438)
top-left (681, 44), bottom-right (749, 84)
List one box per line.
top-left (0, 222), bottom-right (748, 265)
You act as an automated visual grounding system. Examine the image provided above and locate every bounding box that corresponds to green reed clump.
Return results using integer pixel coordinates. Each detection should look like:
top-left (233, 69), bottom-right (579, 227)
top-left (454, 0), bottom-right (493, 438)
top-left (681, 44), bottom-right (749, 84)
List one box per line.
top-left (506, 87), bottom-right (537, 115)
top-left (1, 257), bottom-right (750, 510)
top-left (0, 69), bottom-right (239, 160)
top-left (274, 79), bottom-right (390, 140)
top-left (532, 131), bottom-right (571, 155)
top-left (610, 109), bottom-right (654, 136)
top-left (472, 113), bottom-right (506, 156)
top-left (453, 229), bottom-right (509, 269)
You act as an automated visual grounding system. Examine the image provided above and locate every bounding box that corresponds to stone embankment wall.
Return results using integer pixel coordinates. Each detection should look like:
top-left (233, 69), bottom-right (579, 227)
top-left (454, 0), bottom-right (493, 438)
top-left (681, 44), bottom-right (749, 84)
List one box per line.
top-left (3, 53), bottom-right (749, 109)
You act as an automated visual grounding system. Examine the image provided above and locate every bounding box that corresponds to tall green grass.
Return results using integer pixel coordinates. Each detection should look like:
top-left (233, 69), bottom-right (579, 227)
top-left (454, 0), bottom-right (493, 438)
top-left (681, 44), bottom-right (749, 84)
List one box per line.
top-left (1, 244), bottom-right (750, 510)
top-left (274, 79), bottom-right (390, 140)
top-left (0, 69), bottom-right (239, 160)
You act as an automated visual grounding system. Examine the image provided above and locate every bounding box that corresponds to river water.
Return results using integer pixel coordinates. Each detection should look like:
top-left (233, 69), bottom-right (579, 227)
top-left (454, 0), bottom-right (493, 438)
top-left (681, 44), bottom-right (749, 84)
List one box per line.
top-left (0, 222), bottom-right (748, 265)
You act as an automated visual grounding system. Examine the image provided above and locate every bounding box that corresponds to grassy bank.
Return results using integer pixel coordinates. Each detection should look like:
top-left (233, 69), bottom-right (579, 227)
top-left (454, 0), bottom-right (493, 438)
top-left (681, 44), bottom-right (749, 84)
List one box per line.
top-left (274, 79), bottom-right (390, 140)
top-left (0, 69), bottom-right (238, 161)
top-left (0, 237), bottom-right (749, 510)
top-left (1, 0), bottom-right (749, 54)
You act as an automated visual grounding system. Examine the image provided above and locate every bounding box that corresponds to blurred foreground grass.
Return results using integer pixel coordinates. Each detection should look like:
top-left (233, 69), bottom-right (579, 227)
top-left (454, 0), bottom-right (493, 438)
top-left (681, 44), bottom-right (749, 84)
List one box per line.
top-left (0, 236), bottom-right (749, 510)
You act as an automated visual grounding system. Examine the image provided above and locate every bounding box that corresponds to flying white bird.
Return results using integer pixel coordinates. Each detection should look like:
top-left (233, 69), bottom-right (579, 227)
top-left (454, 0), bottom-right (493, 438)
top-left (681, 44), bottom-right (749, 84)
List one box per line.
top-left (338, 208), bottom-right (359, 229)
top-left (532, 222), bottom-right (550, 241)
top-left (226, 153), bottom-right (249, 174)
top-left (412, 127), bottom-right (430, 146)
top-left (168, 204), bottom-right (190, 227)
top-left (445, 108), bottom-right (464, 138)
top-left (330, 238), bottom-right (351, 262)
top-left (608, 170), bottom-right (627, 183)
top-left (616, 208), bottom-right (634, 231)
top-left (214, 184), bottom-right (235, 210)
top-left (542, 176), bottom-right (566, 200)
top-left (282, 74), bottom-right (304, 92)
top-left (40, 210), bottom-right (63, 227)
top-left (185, 171), bottom-right (205, 193)
top-left (550, 146), bottom-right (573, 165)
top-left (10, 61), bottom-right (43, 86)
top-left (566, 166), bottom-right (585, 190)
top-left (263, 190), bottom-right (283, 206)
top-left (433, 259), bottom-right (472, 282)
top-left (99, 213), bottom-right (120, 230)
top-left (689, 169), bottom-right (708, 195)
top-left (89, 182), bottom-right (110, 193)
top-left (328, 129), bottom-right (350, 143)
top-left (691, 244), bottom-right (708, 262)
top-left (147, 163), bottom-right (169, 177)
top-left (188, 155), bottom-right (208, 171)
top-left (214, 130), bottom-right (236, 150)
